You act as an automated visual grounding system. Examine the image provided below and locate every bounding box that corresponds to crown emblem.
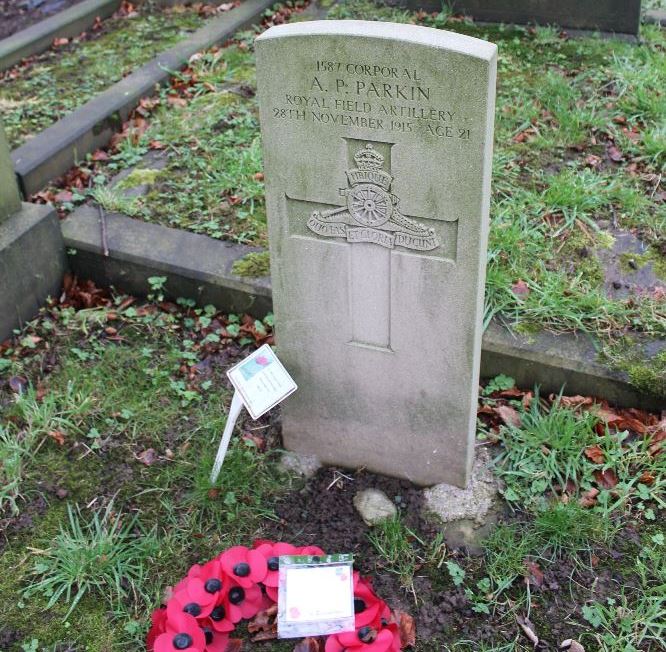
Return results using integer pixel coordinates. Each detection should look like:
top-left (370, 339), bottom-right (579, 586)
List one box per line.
top-left (354, 144), bottom-right (384, 171)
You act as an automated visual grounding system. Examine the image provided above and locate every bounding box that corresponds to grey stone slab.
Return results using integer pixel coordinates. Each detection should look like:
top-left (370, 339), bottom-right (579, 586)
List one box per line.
top-left (481, 321), bottom-right (663, 411)
top-left (393, 0), bottom-right (641, 35)
top-left (0, 0), bottom-right (120, 73)
top-left (256, 21), bottom-right (497, 487)
top-left (57, 212), bottom-right (664, 411)
top-left (11, 0), bottom-right (276, 197)
top-left (0, 120), bottom-right (21, 223)
top-left (0, 201), bottom-right (66, 342)
top-left (644, 9), bottom-right (666, 27)
top-left (62, 205), bottom-right (271, 315)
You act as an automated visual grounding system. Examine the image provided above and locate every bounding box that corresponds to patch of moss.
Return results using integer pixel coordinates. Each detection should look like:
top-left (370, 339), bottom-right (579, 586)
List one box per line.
top-left (604, 342), bottom-right (666, 399)
top-left (619, 247), bottom-right (666, 280)
top-left (116, 167), bottom-right (162, 190)
top-left (232, 251), bottom-right (271, 277)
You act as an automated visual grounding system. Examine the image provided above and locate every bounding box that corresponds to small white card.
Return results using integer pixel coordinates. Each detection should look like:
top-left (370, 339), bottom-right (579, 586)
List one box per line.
top-left (226, 344), bottom-right (297, 420)
top-left (278, 554), bottom-right (355, 639)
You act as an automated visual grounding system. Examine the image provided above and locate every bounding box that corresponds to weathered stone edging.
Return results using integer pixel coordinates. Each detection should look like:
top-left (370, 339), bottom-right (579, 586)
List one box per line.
top-left (0, 0), bottom-right (121, 73)
top-left (11, 0), bottom-right (276, 197)
top-left (61, 207), bottom-right (663, 411)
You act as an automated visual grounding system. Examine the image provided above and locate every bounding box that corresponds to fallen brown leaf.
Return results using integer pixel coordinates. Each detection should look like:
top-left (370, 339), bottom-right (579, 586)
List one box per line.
top-left (560, 639), bottom-right (585, 652)
top-left (394, 610), bottom-right (416, 648)
top-left (224, 640), bottom-right (243, 652)
top-left (579, 487), bottom-right (599, 508)
top-left (497, 405), bottom-right (522, 429)
top-left (8, 376), bottom-right (28, 394)
top-left (137, 448), bottom-right (158, 466)
top-left (516, 615), bottom-right (539, 647)
top-left (248, 605), bottom-right (277, 639)
top-left (524, 560), bottom-right (544, 588)
top-left (293, 638), bottom-right (325, 652)
top-left (594, 468), bottom-right (618, 489)
top-left (48, 430), bottom-right (66, 446)
top-left (511, 279), bottom-right (530, 297)
top-left (584, 445), bottom-right (605, 464)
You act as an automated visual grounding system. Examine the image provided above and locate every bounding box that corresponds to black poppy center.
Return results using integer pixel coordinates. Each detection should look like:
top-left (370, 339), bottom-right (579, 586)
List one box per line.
top-left (205, 578), bottom-right (222, 593)
top-left (183, 602), bottom-right (201, 617)
top-left (210, 605), bottom-right (226, 621)
top-left (354, 598), bottom-right (367, 614)
top-left (229, 587), bottom-right (245, 604)
top-left (358, 626), bottom-right (376, 644)
top-left (233, 562), bottom-right (250, 577)
top-left (173, 633), bottom-right (193, 649)
top-left (202, 627), bottom-right (213, 645)
top-left (267, 556), bottom-right (280, 571)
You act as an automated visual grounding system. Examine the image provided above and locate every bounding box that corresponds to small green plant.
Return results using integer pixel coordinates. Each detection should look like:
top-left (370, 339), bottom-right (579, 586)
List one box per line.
top-left (25, 503), bottom-right (158, 618)
top-left (482, 374), bottom-right (516, 396)
top-left (147, 276), bottom-right (168, 302)
top-left (445, 560), bottom-right (466, 587)
top-left (0, 424), bottom-right (34, 515)
top-left (90, 186), bottom-right (143, 217)
top-left (534, 501), bottom-right (613, 556)
top-left (15, 382), bottom-right (94, 440)
top-left (494, 394), bottom-right (598, 505)
top-left (368, 515), bottom-right (418, 588)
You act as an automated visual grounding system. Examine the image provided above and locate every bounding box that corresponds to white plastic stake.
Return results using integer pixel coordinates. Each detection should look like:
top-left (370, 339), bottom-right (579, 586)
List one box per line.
top-left (210, 390), bottom-right (244, 484)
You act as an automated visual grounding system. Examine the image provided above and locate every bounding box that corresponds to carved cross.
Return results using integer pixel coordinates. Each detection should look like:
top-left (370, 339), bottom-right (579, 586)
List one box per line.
top-left (286, 138), bottom-right (450, 351)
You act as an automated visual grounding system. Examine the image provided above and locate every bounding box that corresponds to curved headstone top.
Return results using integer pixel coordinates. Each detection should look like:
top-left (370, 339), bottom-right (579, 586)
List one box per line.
top-left (256, 19), bottom-right (497, 61)
top-left (256, 19), bottom-right (497, 488)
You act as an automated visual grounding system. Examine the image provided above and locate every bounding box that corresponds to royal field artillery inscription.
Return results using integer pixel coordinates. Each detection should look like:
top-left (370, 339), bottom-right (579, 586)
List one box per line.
top-left (257, 21), bottom-right (497, 487)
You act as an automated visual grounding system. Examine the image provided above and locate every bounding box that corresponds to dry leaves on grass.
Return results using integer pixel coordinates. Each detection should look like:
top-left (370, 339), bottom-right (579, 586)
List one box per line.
top-left (248, 604), bottom-right (277, 641)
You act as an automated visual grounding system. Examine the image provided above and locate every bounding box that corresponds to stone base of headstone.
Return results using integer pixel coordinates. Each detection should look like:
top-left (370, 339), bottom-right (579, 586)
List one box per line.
top-left (279, 450), bottom-right (323, 479)
top-left (0, 203), bottom-right (67, 343)
top-left (423, 448), bottom-right (501, 554)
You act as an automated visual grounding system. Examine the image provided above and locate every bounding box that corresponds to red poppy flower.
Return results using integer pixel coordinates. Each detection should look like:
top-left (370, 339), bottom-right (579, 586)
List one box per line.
top-left (155, 612), bottom-right (206, 652)
top-left (224, 580), bottom-right (264, 622)
top-left (182, 560), bottom-right (226, 608)
top-left (147, 607), bottom-right (167, 651)
top-left (199, 624), bottom-right (229, 652)
top-left (324, 627), bottom-right (397, 652)
top-left (254, 541), bottom-right (299, 588)
top-left (353, 574), bottom-right (384, 628)
top-left (204, 603), bottom-right (235, 634)
top-left (298, 545), bottom-right (326, 556)
top-left (218, 546), bottom-right (267, 588)
top-left (167, 586), bottom-right (214, 622)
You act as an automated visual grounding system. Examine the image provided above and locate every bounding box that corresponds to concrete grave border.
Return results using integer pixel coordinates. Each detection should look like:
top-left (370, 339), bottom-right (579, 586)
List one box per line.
top-left (61, 207), bottom-right (663, 412)
top-left (0, 0), bottom-right (121, 73)
top-left (10, 0), bottom-right (276, 197)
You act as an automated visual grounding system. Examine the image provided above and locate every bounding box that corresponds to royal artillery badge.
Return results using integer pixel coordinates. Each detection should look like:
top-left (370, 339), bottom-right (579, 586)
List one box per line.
top-left (307, 143), bottom-right (440, 251)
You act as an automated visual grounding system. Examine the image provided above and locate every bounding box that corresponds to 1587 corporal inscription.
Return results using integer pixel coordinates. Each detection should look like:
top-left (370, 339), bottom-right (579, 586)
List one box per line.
top-left (271, 59), bottom-right (473, 141)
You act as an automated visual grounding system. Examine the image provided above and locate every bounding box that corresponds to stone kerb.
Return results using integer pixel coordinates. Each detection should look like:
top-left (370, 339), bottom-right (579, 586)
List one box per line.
top-left (0, 0), bottom-right (121, 73)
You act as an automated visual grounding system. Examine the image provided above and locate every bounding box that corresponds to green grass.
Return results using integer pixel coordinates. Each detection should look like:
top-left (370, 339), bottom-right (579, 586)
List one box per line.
top-left (25, 502), bottom-right (159, 619)
top-left (0, 4), bottom-right (204, 149)
top-left (492, 395), bottom-right (600, 505)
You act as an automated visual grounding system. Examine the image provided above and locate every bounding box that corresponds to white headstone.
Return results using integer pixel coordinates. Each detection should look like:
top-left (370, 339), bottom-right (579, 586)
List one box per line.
top-left (256, 21), bottom-right (497, 487)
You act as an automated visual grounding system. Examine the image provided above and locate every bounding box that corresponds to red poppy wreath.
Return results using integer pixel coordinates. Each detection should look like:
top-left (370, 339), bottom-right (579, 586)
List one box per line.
top-left (147, 540), bottom-right (412, 652)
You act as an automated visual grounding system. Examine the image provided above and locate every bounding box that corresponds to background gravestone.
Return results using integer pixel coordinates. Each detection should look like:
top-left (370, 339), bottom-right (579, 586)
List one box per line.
top-left (392, 0), bottom-right (642, 36)
top-left (257, 21), bottom-right (497, 487)
top-left (0, 120), bottom-right (66, 343)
